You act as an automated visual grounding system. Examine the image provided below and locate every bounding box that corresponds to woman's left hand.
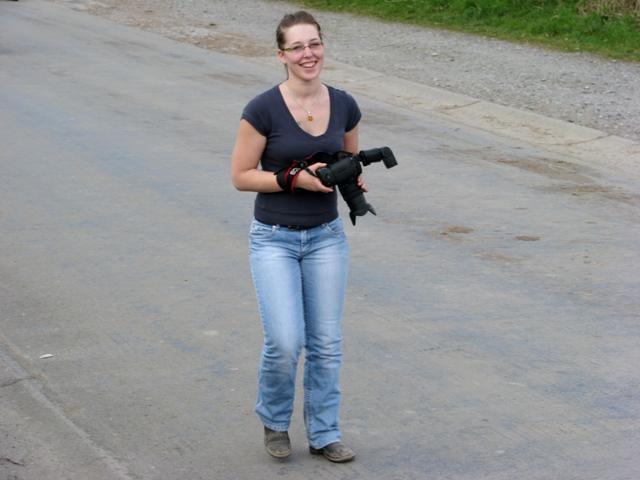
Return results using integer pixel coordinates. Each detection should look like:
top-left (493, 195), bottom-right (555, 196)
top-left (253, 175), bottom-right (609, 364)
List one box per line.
top-left (357, 175), bottom-right (368, 193)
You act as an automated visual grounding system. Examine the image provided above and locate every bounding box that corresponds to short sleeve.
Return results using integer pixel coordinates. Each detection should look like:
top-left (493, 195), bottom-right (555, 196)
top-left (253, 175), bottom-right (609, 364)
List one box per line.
top-left (340, 90), bottom-right (361, 132)
top-left (241, 93), bottom-right (271, 137)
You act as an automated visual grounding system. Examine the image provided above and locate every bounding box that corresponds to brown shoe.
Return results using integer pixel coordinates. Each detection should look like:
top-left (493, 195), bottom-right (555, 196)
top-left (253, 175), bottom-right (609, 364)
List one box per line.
top-left (310, 442), bottom-right (355, 463)
top-left (264, 427), bottom-right (292, 459)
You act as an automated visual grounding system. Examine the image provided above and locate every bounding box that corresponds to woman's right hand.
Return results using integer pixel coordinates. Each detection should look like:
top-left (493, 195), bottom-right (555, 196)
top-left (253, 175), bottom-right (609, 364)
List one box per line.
top-left (295, 163), bottom-right (334, 193)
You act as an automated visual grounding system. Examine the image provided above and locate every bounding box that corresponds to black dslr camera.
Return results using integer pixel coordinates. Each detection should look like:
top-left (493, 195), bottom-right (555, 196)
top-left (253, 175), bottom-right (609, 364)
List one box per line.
top-left (307, 147), bottom-right (398, 225)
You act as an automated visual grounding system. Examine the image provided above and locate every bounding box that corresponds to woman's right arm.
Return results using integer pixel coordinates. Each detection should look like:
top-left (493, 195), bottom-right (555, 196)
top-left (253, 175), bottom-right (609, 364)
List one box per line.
top-left (230, 119), bottom-right (333, 193)
top-left (230, 119), bottom-right (281, 193)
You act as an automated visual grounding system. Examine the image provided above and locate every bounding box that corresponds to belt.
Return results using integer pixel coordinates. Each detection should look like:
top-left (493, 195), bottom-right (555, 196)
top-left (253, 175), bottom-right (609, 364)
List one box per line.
top-left (254, 218), bottom-right (319, 230)
top-left (281, 224), bottom-right (317, 230)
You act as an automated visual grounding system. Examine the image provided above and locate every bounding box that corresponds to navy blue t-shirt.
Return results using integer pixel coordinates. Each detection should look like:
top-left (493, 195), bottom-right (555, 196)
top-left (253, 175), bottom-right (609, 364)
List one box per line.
top-left (241, 84), bottom-right (361, 226)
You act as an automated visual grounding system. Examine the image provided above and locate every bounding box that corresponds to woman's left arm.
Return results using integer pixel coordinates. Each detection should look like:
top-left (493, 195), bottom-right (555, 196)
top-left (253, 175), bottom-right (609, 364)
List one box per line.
top-left (344, 124), bottom-right (359, 154)
top-left (344, 124), bottom-right (368, 192)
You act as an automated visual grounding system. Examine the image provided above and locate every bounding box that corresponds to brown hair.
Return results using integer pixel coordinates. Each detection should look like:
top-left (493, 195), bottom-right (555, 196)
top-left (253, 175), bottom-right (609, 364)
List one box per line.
top-left (276, 11), bottom-right (323, 50)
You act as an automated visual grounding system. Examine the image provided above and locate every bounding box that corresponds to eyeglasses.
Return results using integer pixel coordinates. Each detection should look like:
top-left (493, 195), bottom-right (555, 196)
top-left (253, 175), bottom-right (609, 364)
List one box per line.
top-left (281, 42), bottom-right (324, 55)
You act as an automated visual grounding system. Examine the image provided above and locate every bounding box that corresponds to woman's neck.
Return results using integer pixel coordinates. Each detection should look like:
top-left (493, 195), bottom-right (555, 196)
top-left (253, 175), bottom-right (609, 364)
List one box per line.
top-left (284, 78), bottom-right (322, 100)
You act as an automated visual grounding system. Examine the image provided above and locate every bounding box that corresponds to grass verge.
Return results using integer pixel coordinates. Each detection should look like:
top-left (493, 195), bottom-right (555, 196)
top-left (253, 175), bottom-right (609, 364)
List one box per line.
top-left (296, 0), bottom-right (640, 62)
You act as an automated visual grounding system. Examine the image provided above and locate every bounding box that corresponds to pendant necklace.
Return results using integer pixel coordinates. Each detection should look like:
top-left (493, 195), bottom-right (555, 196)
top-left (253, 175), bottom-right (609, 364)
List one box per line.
top-left (284, 83), bottom-right (321, 121)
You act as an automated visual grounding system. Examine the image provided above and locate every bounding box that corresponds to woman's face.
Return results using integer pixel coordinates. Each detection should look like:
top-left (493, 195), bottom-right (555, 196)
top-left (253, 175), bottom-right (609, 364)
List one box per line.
top-left (279, 23), bottom-right (324, 81)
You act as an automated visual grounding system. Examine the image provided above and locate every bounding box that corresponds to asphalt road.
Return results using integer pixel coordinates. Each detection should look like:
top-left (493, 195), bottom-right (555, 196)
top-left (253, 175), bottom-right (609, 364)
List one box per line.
top-left (1, 1), bottom-right (639, 479)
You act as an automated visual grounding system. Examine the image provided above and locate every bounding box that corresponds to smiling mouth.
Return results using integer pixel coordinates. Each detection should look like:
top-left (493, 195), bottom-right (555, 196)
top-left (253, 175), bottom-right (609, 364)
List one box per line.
top-left (301, 61), bottom-right (317, 68)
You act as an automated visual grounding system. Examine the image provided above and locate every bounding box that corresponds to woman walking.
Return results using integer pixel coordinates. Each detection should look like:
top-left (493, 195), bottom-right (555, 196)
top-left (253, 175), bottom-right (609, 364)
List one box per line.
top-left (230, 11), bottom-right (363, 463)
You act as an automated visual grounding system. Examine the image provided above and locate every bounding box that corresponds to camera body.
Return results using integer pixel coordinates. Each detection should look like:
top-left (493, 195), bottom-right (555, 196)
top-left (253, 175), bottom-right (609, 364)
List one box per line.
top-left (308, 147), bottom-right (397, 225)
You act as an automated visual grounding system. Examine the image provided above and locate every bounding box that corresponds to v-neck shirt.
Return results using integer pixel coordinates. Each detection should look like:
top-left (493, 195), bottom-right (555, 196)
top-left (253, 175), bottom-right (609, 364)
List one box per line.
top-left (241, 84), bottom-right (361, 227)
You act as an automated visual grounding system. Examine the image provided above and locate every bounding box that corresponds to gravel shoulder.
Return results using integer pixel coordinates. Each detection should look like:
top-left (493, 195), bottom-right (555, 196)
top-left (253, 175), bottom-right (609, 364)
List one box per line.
top-left (53, 0), bottom-right (640, 143)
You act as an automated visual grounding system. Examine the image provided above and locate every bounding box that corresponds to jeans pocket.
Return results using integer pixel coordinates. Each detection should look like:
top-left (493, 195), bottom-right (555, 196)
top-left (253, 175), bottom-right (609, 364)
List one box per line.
top-left (322, 217), bottom-right (345, 237)
top-left (250, 220), bottom-right (277, 239)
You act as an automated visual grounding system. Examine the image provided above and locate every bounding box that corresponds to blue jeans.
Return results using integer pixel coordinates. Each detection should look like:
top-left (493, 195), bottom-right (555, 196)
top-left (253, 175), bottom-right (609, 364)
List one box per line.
top-left (249, 217), bottom-right (349, 449)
